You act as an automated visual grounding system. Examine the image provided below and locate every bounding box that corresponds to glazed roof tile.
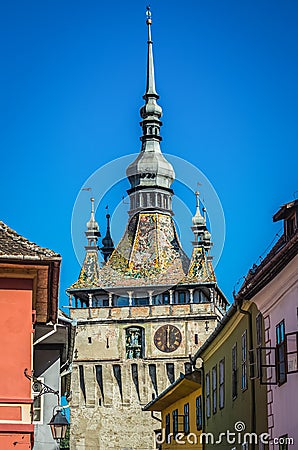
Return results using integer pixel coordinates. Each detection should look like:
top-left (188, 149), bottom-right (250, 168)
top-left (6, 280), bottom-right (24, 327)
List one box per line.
top-left (0, 221), bottom-right (61, 261)
top-left (70, 212), bottom-right (217, 291)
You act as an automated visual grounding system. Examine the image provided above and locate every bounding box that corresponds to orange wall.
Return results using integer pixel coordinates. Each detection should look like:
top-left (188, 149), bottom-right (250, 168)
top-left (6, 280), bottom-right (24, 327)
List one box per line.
top-left (0, 433), bottom-right (31, 449)
top-left (0, 285), bottom-right (32, 400)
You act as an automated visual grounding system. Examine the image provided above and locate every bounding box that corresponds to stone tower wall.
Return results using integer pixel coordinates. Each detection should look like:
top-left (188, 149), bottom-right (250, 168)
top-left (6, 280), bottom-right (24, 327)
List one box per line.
top-left (69, 303), bottom-right (220, 449)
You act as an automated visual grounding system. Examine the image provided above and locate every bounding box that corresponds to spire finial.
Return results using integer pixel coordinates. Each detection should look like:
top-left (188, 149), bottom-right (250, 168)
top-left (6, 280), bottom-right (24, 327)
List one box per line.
top-left (144, 5), bottom-right (158, 97)
top-left (192, 191), bottom-right (205, 226)
top-left (195, 191), bottom-right (200, 208)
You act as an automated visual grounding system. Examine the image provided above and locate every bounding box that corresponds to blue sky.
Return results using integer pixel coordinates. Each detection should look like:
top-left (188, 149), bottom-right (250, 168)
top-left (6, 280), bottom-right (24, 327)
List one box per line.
top-left (1, 0), bottom-right (297, 305)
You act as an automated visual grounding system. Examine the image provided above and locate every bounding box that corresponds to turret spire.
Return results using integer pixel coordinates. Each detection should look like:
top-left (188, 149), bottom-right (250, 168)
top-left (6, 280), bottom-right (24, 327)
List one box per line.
top-left (85, 198), bottom-right (100, 250)
top-left (101, 213), bottom-right (115, 262)
top-left (191, 192), bottom-right (213, 253)
top-left (192, 192), bottom-right (205, 227)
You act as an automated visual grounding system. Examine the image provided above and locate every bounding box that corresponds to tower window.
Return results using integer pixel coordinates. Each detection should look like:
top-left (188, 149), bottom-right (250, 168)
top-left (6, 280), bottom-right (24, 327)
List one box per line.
top-left (176, 291), bottom-right (187, 304)
top-left (162, 292), bottom-right (170, 304)
top-left (126, 327), bottom-right (144, 359)
top-left (166, 363), bottom-right (175, 384)
top-left (133, 296), bottom-right (149, 306)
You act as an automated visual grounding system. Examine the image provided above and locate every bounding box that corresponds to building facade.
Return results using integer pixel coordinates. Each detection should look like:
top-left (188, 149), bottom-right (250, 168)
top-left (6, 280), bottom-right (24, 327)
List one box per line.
top-left (144, 370), bottom-right (203, 450)
top-left (0, 221), bottom-right (72, 449)
top-left (237, 199), bottom-right (298, 449)
top-left (193, 300), bottom-right (268, 450)
top-left (0, 221), bottom-right (60, 448)
top-left (67, 8), bottom-right (228, 450)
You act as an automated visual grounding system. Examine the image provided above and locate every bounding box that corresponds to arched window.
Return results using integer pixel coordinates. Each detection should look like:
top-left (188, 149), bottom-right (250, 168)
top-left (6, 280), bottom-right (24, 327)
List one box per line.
top-left (126, 327), bottom-right (144, 359)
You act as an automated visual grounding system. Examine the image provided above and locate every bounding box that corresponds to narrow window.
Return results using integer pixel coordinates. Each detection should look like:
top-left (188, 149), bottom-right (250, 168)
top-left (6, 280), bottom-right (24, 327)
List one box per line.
top-left (162, 292), bottom-right (170, 304)
top-left (113, 364), bottom-right (123, 400)
top-left (232, 344), bottom-right (237, 399)
top-left (212, 365), bottom-right (217, 414)
top-left (276, 320), bottom-right (286, 384)
top-left (196, 395), bottom-right (202, 430)
top-left (195, 334), bottom-right (199, 345)
top-left (184, 362), bottom-right (192, 374)
top-left (166, 363), bottom-right (175, 384)
top-left (206, 372), bottom-right (211, 418)
top-left (279, 434), bottom-right (289, 450)
top-left (184, 403), bottom-right (189, 434)
top-left (88, 337), bottom-right (92, 344)
top-left (33, 379), bottom-right (44, 423)
top-left (95, 365), bottom-right (104, 402)
top-left (165, 413), bottom-right (171, 443)
top-left (149, 364), bottom-right (158, 396)
top-left (242, 331), bottom-right (248, 390)
top-left (219, 358), bottom-right (225, 409)
top-left (256, 313), bottom-right (263, 347)
top-left (172, 409), bottom-right (178, 438)
top-left (178, 291), bottom-right (186, 304)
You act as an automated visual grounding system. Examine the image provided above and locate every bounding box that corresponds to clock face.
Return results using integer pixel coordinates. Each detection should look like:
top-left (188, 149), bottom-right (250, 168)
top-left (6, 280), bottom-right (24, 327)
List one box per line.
top-left (154, 325), bottom-right (182, 353)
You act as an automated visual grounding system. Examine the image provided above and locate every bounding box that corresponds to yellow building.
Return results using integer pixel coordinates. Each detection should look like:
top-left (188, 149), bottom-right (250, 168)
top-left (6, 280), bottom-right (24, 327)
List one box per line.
top-left (143, 370), bottom-right (203, 450)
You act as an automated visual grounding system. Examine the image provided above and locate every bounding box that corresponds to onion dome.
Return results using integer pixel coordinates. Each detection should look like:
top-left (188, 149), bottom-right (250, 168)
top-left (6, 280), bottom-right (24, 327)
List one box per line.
top-left (126, 6), bottom-right (175, 216)
top-left (192, 192), bottom-right (206, 226)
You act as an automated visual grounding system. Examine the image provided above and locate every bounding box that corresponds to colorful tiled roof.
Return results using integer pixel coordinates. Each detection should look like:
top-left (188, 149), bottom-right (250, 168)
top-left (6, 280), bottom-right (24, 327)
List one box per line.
top-left (71, 251), bottom-right (101, 289)
top-left (72, 213), bottom-right (192, 289)
top-left (183, 246), bottom-right (216, 284)
top-left (70, 212), bottom-right (218, 290)
top-left (100, 212), bottom-right (190, 288)
top-left (0, 221), bottom-right (61, 260)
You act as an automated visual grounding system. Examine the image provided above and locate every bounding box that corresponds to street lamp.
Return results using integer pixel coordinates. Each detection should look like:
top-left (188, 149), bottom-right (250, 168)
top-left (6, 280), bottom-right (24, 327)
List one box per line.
top-left (49, 406), bottom-right (69, 441)
top-left (24, 369), bottom-right (69, 446)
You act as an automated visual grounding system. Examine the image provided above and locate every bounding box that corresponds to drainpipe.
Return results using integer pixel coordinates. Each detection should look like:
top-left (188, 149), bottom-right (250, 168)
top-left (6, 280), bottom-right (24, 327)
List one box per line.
top-left (58, 315), bottom-right (77, 326)
top-left (235, 295), bottom-right (256, 450)
top-left (151, 411), bottom-right (162, 423)
top-left (33, 324), bottom-right (57, 346)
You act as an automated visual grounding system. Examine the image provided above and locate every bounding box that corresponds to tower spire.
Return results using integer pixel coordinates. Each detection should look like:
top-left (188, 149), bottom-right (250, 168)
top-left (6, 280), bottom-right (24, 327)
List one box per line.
top-left (126, 7), bottom-right (175, 217)
top-left (145, 6), bottom-right (158, 98)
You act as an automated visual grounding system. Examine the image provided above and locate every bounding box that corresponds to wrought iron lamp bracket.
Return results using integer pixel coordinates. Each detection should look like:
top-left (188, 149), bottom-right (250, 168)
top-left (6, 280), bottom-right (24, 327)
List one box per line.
top-left (24, 368), bottom-right (60, 400)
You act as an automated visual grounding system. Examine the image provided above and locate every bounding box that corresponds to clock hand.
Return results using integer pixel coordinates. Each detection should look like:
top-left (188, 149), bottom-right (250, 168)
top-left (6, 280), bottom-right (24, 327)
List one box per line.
top-left (167, 326), bottom-right (170, 348)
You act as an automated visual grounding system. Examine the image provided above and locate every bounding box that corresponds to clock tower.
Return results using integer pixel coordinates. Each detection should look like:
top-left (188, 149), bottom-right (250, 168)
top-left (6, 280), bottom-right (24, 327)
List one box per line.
top-left (67, 8), bottom-right (228, 450)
